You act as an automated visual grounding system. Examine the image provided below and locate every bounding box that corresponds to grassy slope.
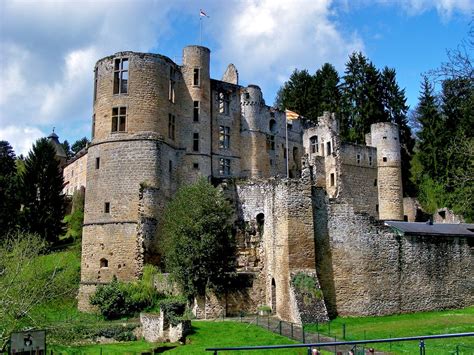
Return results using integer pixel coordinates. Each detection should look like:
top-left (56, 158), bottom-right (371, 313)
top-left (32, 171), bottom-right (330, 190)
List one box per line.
top-left (305, 307), bottom-right (474, 354)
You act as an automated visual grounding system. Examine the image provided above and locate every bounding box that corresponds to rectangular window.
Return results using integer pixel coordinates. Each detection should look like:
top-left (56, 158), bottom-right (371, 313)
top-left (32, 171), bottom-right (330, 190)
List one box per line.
top-left (193, 101), bottom-right (200, 122)
top-left (369, 155), bottom-right (373, 166)
top-left (113, 58), bottom-right (128, 94)
top-left (93, 67), bottom-right (98, 101)
top-left (193, 132), bottom-right (199, 152)
top-left (169, 160), bottom-right (172, 174)
top-left (219, 126), bottom-right (230, 149)
top-left (330, 173), bottom-right (335, 186)
top-left (219, 158), bottom-right (231, 176)
top-left (218, 91), bottom-right (230, 115)
top-left (356, 153), bottom-right (361, 165)
top-left (104, 202), bottom-right (110, 213)
top-left (310, 136), bottom-right (318, 154)
top-left (376, 204), bottom-right (379, 212)
top-left (193, 68), bottom-right (200, 86)
top-left (266, 135), bottom-right (275, 151)
top-left (95, 157), bottom-right (100, 169)
top-left (374, 179), bottom-right (378, 187)
top-left (193, 163), bottom-right (199, 170)
top-left (326, 141), bottom-right (332, 155)
top-left (169, 67), bottom-right (176, 103)
top-left (92, 114), bottom-right (95, 139)
top-left (112, 107), bottom-right (127, 132)
top-left (383, 157), bottom-right (387, 162)
top-left (168, 114), bottom-right (176, 140)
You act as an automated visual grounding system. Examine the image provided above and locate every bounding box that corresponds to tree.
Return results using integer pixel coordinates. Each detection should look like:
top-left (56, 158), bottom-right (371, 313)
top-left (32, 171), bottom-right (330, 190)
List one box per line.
top-left (0, 141), bottom-right (20, 235)
top-left (314, 63), bottom-right (341, 117)
top-left (71, 137), bottom-right (90, 156)
top-left (161, 179), bottom-right (236, 299)
top-left (61, 140), bottom-right (72, 160)
top-left (21, 138), bottom-right (66, 243)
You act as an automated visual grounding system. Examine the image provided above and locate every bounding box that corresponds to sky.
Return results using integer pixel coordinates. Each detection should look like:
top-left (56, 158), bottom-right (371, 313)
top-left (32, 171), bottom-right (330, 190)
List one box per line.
top-left (0, 0), bottom-right (472, 156)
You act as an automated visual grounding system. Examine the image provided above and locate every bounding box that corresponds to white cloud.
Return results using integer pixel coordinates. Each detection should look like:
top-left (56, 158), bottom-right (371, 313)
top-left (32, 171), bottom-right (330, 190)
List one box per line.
top-left (0, 126), bottom-right (45, 156)
top-left (209, 0), bottom-right (364, 102)
top-left (401, 0), bottom-right (473, 17)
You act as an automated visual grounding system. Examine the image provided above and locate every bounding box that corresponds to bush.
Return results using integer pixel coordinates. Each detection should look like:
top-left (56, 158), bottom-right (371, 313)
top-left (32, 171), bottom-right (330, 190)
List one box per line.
top-left (292, 273), bottom-right (323, 304)
top-left (157, 297), bottom-right (187, 326)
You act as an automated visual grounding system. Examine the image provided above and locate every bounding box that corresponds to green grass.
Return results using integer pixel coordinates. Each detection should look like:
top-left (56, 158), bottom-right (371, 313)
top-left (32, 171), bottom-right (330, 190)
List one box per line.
top-left (49, 340), bottom-right (175, 354)
top-left (305, 306), bottom-right (474, 354)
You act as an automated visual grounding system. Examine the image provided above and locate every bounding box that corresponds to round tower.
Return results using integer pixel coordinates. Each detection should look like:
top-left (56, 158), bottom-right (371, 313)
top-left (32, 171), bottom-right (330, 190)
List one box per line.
top-left (241, 85), bottom-right (268, 178)
top-left (370, 122), bottom-right (404, 220)
top-left (181, 46), bottom-right (212, 180)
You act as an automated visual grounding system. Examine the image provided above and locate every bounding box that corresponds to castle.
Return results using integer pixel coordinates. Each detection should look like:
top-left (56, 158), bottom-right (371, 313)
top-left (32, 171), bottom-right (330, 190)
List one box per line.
top-left (77, 45), bottom-right (473, 323)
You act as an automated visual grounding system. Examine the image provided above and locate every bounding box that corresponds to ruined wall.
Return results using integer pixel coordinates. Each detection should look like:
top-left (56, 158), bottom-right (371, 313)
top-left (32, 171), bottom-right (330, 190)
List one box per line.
top-left (314, 189), bottom-right (474, 317)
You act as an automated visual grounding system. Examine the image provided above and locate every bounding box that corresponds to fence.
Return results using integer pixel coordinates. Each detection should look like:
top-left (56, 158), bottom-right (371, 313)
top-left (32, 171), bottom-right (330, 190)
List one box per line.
top-left (206, 332), bottom-right (474, 354)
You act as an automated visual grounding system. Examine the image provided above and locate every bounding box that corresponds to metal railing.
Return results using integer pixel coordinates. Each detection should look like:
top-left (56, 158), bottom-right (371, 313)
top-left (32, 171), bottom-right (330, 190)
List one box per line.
top-left (206, 332), bottom-right (474, 354)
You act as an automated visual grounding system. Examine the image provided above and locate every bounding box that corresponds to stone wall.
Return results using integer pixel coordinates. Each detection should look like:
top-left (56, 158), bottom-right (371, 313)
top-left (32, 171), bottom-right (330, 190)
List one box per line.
top-left (314, 189), bottom-right (474, 317)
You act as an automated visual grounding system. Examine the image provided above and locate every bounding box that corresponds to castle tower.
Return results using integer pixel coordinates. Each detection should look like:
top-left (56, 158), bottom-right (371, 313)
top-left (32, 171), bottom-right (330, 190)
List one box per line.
top-left (240, 85), bottom-right (269, 178)
top-left (79, 51), bottom-right (178, 310)
top-left (370, 122), bottom-right (403, 220)
top-left (180, 46), bottom-right (212, 182)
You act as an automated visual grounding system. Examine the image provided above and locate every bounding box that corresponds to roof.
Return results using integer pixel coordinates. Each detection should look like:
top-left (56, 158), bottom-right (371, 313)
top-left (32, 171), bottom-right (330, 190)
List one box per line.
top-left (385, 221), bottom-right (474, 237)
top-left (47, 131), bottom-right (67, 158)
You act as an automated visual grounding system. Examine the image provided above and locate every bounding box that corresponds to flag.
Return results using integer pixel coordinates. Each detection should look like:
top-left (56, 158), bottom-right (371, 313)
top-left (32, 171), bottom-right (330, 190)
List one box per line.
top-left (285, 109), bottom-right (300, 121)
top-left (200, 9), bottom-right (209, 18)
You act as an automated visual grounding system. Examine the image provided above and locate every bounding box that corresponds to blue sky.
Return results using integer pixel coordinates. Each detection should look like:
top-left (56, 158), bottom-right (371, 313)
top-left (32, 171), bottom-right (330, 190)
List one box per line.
top-left (0, 0), bottom-right (472, 155)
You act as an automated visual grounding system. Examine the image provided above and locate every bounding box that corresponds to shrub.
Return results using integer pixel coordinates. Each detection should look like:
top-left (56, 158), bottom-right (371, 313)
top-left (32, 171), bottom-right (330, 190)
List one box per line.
top-left (292, 273), bottom-right (323, 304)
top-left (157, 297), bottom-right (187, 326)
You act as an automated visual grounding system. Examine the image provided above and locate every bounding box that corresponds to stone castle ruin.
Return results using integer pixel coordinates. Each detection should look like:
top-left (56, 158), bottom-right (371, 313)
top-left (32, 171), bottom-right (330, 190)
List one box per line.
top-left (77, 45), bottom-right (473, 323)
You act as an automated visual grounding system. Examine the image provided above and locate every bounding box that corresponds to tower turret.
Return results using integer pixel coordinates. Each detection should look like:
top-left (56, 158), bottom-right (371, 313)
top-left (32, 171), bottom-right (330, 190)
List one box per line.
top-left (370, 122), bottom-right (403, 220)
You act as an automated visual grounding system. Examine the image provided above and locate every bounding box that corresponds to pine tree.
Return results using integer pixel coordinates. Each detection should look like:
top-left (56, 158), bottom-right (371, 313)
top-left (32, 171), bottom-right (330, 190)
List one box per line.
top-left (0, 141), bottom-right (20, 235)
top-left (61, 140), bottom-right (72, 160)
top-left (314, 63), bottom-right (341, 117)
top-left (21, 138), bottom-right (66, 243)
top-left (71, 137), bottom-right (89, 155)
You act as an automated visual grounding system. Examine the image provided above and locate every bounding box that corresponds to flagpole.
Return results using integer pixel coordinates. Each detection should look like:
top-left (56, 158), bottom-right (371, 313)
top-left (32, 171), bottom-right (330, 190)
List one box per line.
top-left (200, 17), bottom-right (202, 45)
top-left (286, 117), bottom-right (289, 178)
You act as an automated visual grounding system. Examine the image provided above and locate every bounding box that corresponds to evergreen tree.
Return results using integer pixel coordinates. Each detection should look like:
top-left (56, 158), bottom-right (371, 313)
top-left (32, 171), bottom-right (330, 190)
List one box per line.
top-left (61, 140), bottom-right (72, 160)
top-left (71, 137), bottom-right (89, 155)
top-left (0, 141), bottom-right (20, 235)
top-left (314, 63), bottom-right (341, 117)
top-left (161, 179), bottom-right (236, 299)
top-left (21, 138), bottom-right (65, 243)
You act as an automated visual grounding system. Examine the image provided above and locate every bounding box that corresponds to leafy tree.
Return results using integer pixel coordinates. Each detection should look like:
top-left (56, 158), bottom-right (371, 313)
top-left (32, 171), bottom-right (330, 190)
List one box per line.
top-left (63, 188), bottom-right (85, 240)
top-left (21, 138), bottom-right (66, 243)
top-left (71, 137), bottom-right (90, 156)
top-left (0, 141), bottom-right (20, 235)
top-left (161, 179), bottom-right (236, 300)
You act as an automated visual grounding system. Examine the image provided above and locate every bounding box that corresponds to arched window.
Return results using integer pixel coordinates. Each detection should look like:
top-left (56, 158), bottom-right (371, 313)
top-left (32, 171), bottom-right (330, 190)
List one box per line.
top-left (256, 213), bottom-right (265, 236)
top-left (100, 258), bottom-right (108, 268)
top-left (269, 119), bottom-right (277, 133)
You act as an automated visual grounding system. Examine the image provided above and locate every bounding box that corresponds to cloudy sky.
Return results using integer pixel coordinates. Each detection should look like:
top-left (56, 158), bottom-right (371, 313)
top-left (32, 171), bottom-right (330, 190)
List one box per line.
top-left (0, 0), bottom-right (472, 156)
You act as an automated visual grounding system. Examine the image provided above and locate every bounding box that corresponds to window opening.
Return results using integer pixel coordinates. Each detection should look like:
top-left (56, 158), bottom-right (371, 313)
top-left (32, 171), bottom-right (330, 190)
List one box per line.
top-left (374, 179), bottom-right (377, 186)
top-left (93, 67), bottom-right (98, 101)
top-left (269, 119), bottom-right (277, 133)
top-left (169, 160), bottom-right (172, 174)
top-left (112, 107), bottom-right (126, 132)
top-left (104, 202), bottom-right (110, 213)
top-left (267, 135), bottom-right (275, 150)
top-left (193, 101), bottom-right (200, 122)
top-left (100, 258), bottom-right (108, 268)
top-left (193, 133), bottom-right (199, 152)
top-left (95, 157), bottom-right (100, 169)
top-left (92, 114), bottom-right (96, 139)
top-left (193, 68), bottom-right (200, 86)
top-left (193, 163), bottom-right (199, 170)
top-left (356, 153), bottom-right (361, 165)
top-left (326, 141), bottom-right (332, 155)
top-left (113, 58), bottom-right (128, 94)
top-left (219, 126), bottom-right (230, 149)
top-left (369, 155), bottom-right (373, 166)
top-left (169, 67), bottom-right (176, 103)
top-left (383, 157), bottom-right (387, 162)
top-left (168, 114), bottom-right (175, 140)
top-left (218, 91), bottom-right (230, 115)
top-left (310, 136), bottom-right (318, 154)
top-left (256, 213), bottom-right (264, 236)
top-left (330, 173), bottom-right (335, 186)
top-left (219, 158), bottom-right (231, 176)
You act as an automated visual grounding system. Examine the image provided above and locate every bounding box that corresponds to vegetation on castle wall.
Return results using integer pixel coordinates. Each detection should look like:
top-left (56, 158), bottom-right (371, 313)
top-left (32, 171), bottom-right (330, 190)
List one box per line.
top-left (161, 178), bottom-right (236, 299)
top-left (291, 273), bottom-right (323, 305)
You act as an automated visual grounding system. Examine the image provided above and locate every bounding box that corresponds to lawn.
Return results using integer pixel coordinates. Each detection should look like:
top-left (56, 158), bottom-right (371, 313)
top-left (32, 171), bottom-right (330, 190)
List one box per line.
top-left (305, 306), bottom-right (474, 354)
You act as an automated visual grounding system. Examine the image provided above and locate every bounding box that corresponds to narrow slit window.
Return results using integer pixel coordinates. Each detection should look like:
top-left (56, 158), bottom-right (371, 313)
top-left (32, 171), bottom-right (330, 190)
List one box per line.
top-left (169, 160), bottom-right (172, 174)
top-left (326, 141), bottom-right (332, 155)
top-left (330, 173), bottom-right (335, 186)
top-left (193, 68), bottom-right (200, 86)
top-left (369, 155), bottom-right (373, 166)
top-left (356, 153), bottom-right (361, 165)
top-left (169, 67), bottom-right (176, 103)
top-left (92, 114), bottom-right (96, 139)
top-left (193, 101), bottom-right (200, 122)
top-left (193, 133), bottom-right (199, 152)
top-left (95, 157), bottom-right (100, 169)
top-left (113, 58), bottom-right (128, 94)
top-left (104, 202), bottom-right (110, 213)
top-left (168, 114), bottom-right (175, 140)
top-left (93, 67), bottom-right (98, 101)
top-left (374, 179), bottom-right (378, 186)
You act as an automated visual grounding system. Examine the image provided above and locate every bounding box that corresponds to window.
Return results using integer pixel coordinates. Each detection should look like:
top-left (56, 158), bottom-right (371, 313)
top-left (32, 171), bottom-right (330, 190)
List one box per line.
top-left (321, 143), bottom-right (324, 156)
top-left (270, 159), bottom-right (273, 166)
top-left (369, 155), bottom-right (373, 166)
top-left (383, 136), bottom-right (387, 140)
top-left (269, 119), bottom-right (277, 133)
top-left (92, 114), bottom-right (95, 139)
top-left (193, 68), bottom-right (200, 86)
top-left (95, 157), bottom-right (100, 169)
top-left (93, 67), bottom-right (98, 101)
top-left (193, 163), bottom-right (199, 170)
top-left (218, 92), bottom-right (230, 115)
top-left (374, 179), bottom-right (377, 187)
top-left (112, 107), bottom-right (127, 132)
top-left (310, 136), bottom-right (318, 154)
top-left (376, 204), bottom-right (379, 212)
top-left (100, 258), bottom-right (108, 268)
top-left (169, 67), bottom-right (176, 103)
top-left (169, 160), bottom-right (172, 173)
top-left (283, 144), bottom-right (287, 158)
top-left (113, 58), bottom-right (128, 94)
top-left (326, 141), bottom-right (332, 155)
top-left (219, 126), bottom-right (230, 149)
top-left (330, 173), bottom-right (335, 186)
top-left (104, 202), bottom-right (110, 213)
top-left (356, 153), bottom-right (361, 165)
top-left (193, 101), bottom-right (200, 122)
top-left (266, 135), bottom-right (275, 150)
top-left (219, 158), bottom-right (231, 176)
top-left (383, 157), bottom-right (387, 162)
top-left (168, 114), bottom-right (175, 140)
top-left (193, 132), bottom-right (199, 152)
top-left (244, 92), bottom-right (250, 100)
